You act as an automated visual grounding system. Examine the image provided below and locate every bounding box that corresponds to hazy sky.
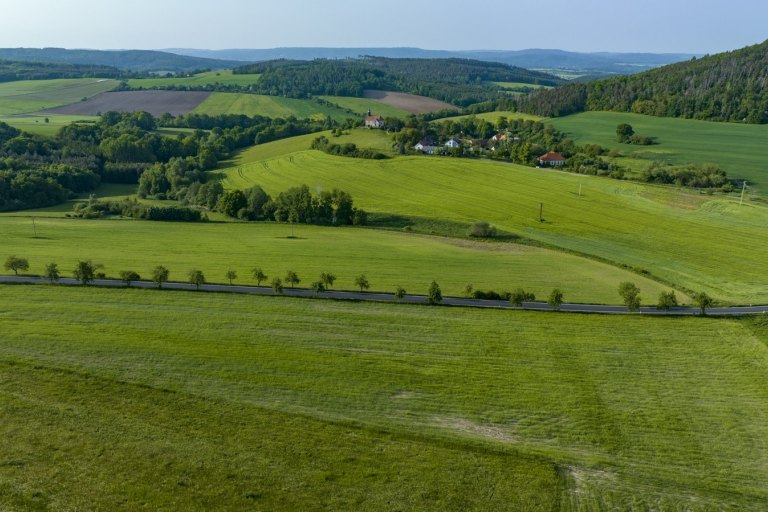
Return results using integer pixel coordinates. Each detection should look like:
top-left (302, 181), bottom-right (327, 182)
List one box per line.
top-left (2, 0), bottom-right (766, 54)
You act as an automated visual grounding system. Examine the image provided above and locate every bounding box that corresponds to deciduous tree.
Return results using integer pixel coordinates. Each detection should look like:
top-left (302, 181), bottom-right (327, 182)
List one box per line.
top-left (188, 269), bottom-right (206, 290)
top-left (510, 288), bottom-right (535, 307)
top-left (656, 291), bottom-right (678, 311)
top-left (271, 277), bottom-right (284, 294)
top-left (394, 286), bottom-right (406, 300)
top-left (119, 270), bottom-right (141, 287)
top-left (354, 274), bottom-right (370, 293)
top-left (618, 282), bottom-right (641, 311)
top-left (320, 272), bottom-right (336, 290)
top-left (252, 267), bottom-right (267, 286)
top-left (73, 260), bottom-right (99, 285)
top-left (548, 288), bottom-right (564, 310)
top-left (427, 281), bottom-right (442, 305)
top-left (285, 270), bottom-right (300, 288)
top-left (152, 265), bottom-right (170, 288)
top-left (693, 291), bottom-right (715, 315)
top-left (225, 269), bottom-right (237, 285)
top-left (43, 262), bottom-right (60, 283)
top-left (4, 255), bottom-right (29, 275)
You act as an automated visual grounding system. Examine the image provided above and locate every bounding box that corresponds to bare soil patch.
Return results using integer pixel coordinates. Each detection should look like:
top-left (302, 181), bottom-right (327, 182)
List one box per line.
top-left (43, 91), bottom-right (211, 117)
top-left (364, 90), bottom-right (459, 114)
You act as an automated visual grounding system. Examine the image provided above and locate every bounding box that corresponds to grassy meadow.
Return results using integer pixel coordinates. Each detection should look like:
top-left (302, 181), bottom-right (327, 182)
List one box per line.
top-left (192, 92), bottom-right (356, 121)
top-left (127, 70), bottom-right (262, 89)
top-left (0, 114), bottom-right (98, 136)
top-left (319, 96), bottom-right (411, 118)
top-left (0, 217), bottom-right (674, 303)
top-left (219, 141), bottom-right (768, 304)
top-left (548, 111), bottom-right (768, 194)
top-left (0, 79), bottom-right (117, 115)
top-left (2, 285), bottom-right (768, 510)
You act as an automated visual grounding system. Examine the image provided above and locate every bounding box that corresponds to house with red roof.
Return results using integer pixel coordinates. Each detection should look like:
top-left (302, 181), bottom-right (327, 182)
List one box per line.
top-left (538, 151), bottom-right (567, 166)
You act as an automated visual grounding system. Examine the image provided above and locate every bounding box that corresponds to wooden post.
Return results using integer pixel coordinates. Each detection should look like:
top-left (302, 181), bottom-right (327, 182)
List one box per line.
top-left (539, 203), bottom-right (543, 223)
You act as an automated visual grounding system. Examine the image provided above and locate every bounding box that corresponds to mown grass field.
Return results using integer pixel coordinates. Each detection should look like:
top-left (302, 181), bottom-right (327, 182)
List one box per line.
top-left (127, 70), bottom-right (262, 89)
top-left (548, 111), bottom-right (768, 194)
top-left (319, 96), bottom-right (410, 118)
top-left (219, 141), bottom-right (768, 303)
top-left (192, 92), bottom-right (356, 121)
top-left (0, 79), bottom-right (117, 115)
top-left (0, 114), bottom-right (98, 136)
top-left (2, 285), bottom-right (768, 510)
top-left (0, 217), bottom-right (673, 303)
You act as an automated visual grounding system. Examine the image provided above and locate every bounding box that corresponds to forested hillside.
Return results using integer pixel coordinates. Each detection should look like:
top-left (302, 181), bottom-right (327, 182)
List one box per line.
top-left (0, 48), bottom-right (246, 73)
top-left (522, 39), bottom-right (768, 123)
top-left (234, 57), bottom-right (564, 106)
top-left (0, 60), bottom-right (122, 82)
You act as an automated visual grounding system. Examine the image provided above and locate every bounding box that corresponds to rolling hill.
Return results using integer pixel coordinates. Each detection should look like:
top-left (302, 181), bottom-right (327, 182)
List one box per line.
top-left (0, 48), bottom-right (247, 72)
top-left (167, 47), bottom-right (697, 76)
top-left (522, 39), bottom-right (768, 123)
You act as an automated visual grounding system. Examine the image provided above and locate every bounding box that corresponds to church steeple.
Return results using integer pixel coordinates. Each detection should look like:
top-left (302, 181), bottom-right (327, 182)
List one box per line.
top-left (367, 107), bottom-right (372, 116)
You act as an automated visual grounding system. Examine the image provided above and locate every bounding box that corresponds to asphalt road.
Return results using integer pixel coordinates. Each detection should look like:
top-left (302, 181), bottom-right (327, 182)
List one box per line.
top-left (2, 276), bottom-right (767, 316)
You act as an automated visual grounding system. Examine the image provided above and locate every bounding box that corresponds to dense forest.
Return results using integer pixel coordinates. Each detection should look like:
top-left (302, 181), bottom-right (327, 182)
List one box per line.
top-left (230, 57), bottom-right (563, 106)
top-left (521, 39), bottom-right (768, 123)
top-left (0, 60), bottom-right (123, 82)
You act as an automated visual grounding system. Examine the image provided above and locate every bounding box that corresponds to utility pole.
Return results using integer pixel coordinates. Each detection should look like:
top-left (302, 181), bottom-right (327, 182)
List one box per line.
top-left (539, 202), bottom-right (544, 223)
top-left (32, 217), bottom-right (37, 238)
top-left (740, 181), bottom-right (747, 206)
top-left (579, 183), bottom-right (582, 197)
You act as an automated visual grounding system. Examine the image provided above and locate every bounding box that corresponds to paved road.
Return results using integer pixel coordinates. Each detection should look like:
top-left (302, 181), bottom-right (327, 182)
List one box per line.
top-left (2, 276), bottom-right (767, 316)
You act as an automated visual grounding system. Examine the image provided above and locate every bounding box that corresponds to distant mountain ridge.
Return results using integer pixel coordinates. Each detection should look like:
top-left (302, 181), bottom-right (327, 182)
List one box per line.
top-left (521, 39), bottom-right (768, 123)
top-left (0, 48), bottom-right (247, 72)
top-left (165, 47), bottom-right (699, 76)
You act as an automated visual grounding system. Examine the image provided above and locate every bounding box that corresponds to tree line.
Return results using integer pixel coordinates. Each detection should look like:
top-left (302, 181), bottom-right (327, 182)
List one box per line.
top-left (5, 254), bottom-right (716, 314)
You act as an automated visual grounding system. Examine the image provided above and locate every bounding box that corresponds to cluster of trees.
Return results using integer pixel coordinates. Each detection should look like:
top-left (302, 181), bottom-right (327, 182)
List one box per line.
top-left (0, 107), bottom-right (332, 212)
top-left (70, 196), bottom-right (205, 222)
top-left (615, 123), bottom-right (654, 145)
top-left (642, 162), bottom-right (730, 190)
top-left (310, 136), bottom-right (388, 160)
top-left (521, 40), bottom-right (768, 123)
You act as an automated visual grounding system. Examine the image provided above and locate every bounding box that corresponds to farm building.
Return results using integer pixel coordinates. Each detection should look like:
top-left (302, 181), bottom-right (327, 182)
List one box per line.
top-left (415, 137), bottom-right (439, 154)
top-left (364, 108), bottom-right (385, 129)
top-left (538, 151), bottom-right (567, 166)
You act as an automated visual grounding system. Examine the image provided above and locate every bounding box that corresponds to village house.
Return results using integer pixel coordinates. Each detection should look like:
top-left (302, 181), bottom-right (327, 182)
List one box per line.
top-left (364, 108), bottom-right (385, 129)
top-left (538, 151), bottom-right (567, 166)
top-left (444, 138), bottom-right (462, 149)
top-left (414, 137), bottom-right (439, 154)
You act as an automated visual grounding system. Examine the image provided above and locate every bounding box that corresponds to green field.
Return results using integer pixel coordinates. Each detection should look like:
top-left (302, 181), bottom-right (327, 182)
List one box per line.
top-left (127, 70), bottom-right (262, 89)
top-left (493, 82), bottom-right (552, 90)
top-left (548, 111), bottom-right (768, 194)
top-left (434, 111), bottom-right (545, 124)
top-left (0, 217), bottom-right (674, 303)
top-left (320, 95), bottom-right (411, 118)
top-left (219, 141), bottom-right (768, 303)
top-left (193, 92), bottom-right (357, 121)
top-left (0, 114), bottom-right (98, 136)
top-left (0, 79), bottom-right (118, 115)
top-left (2, 285), bottom-right (768, 509)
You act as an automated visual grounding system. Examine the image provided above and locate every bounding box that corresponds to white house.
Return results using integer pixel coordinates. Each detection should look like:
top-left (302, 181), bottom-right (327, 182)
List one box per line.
top-left (444, 138), bottom-right (462, 149)
top-left (364, 108), bottom-right (385, 129)
top-left (415, 137), bottom-right (439, 154)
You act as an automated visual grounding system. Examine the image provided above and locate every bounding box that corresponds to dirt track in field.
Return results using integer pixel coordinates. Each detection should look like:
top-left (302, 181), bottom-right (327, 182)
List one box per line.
top-left (43, 91), bottom-right (211, 117)
top-left (363, 90), bottom-right (459, 114)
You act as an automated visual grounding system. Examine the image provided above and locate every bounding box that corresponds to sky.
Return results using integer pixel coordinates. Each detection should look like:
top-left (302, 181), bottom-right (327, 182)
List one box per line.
top-left (1, 0), bottom-right (766, 54)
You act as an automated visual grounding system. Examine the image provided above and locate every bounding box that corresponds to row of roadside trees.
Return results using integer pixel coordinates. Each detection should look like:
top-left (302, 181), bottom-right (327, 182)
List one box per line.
top-left (4, 255), bottom-right (717, 313)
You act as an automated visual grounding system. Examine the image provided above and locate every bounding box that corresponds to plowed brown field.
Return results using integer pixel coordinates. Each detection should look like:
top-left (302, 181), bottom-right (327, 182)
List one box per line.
top-left (44, 90), bottom-right (211, 116)
top-left (363, 90), bottom-right (459, 114)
